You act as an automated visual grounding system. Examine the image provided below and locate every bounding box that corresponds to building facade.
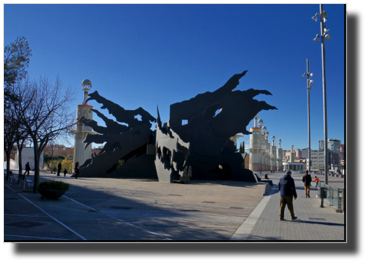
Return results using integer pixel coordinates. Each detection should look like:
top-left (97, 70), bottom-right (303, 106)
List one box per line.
top-left (248, 114), bottom-right (282, 172)
top-left (14, 147), bottom-right (44, 170)
top-left (319, 139), bottom-right (341, 153)
top-left (310, 149), bottom-right (341, 170)
top-left (306, 139), bottom-right (343, 171)
top-left (282, 145), bottom-right (305, 172)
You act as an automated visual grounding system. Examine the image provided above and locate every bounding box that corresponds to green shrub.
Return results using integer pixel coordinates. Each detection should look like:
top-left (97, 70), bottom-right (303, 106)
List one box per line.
top-left (38, 181), bottom-right (70, 191)
top-left (44, 159), bottom-right (73, 174)
top-left (44, 154), bottom-right (65, 163)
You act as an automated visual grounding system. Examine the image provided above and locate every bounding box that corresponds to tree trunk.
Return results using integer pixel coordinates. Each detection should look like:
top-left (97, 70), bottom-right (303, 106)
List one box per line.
top-left (17, 149), bottom-right (23, 183)
top-left (5, 150), bottom-right (11, 181)
top-left (17, 143), bottom-right (24, 182)
top-left (33, 145), bottom-right (40, 193)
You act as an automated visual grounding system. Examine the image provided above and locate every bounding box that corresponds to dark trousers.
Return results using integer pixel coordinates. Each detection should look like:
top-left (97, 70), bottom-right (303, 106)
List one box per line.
top-left (280, 196), bottom-right (295, 219)
top-left (304, 185), bottom-right (311, 196)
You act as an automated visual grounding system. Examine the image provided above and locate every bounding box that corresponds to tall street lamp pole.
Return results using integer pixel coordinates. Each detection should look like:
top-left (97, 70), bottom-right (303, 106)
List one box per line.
top-left (312, 4), bottom-right (331, 185)
top-left (303, 59), bottom-right (313, 174)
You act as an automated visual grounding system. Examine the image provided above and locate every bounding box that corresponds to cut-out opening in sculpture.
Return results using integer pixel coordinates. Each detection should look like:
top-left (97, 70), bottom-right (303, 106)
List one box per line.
top-left (213, 108), bottom-right (222, 117)
top-left (161, 147), bottom-right (172, 170)
top-left (182, 119), bottom-right (188, 126)
top-left (134, 114), bottom-right (142, 121)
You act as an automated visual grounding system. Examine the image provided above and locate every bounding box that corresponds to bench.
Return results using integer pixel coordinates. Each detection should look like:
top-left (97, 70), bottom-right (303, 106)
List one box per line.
top-left (19, 174), bottom-right (34, 189)
top-left (5, 172), bottom-right (16, 183)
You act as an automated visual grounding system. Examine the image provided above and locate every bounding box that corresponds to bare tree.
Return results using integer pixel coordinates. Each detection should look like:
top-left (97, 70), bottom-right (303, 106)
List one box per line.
top-left (4, 37), bottom-right (32, 109)
top-left (11, 81), bottom-right (34, 180)
top-left (44, 141), bottom-right (58, 166)
top-left (15, 126), bottom-right (31, 181)
top-left (4, 109), bottom-right (19, 180)
top-left (4, 79), bottom-right (33, 180)
top-left (17, 76), bottom-right (75, 192)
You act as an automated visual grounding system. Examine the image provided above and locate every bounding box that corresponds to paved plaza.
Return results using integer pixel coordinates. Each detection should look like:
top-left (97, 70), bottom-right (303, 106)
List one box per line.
top-left (4, 170), bottom-right (345, 241)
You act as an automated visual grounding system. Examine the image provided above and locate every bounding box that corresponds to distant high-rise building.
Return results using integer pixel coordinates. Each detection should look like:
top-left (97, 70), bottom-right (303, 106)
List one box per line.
top-left (295, 148), bottom-right (302, 159)
top-left (319, 139), bottom-right (341, 153)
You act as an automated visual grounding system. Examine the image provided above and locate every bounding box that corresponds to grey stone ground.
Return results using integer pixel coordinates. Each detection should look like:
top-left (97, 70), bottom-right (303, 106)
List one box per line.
top-left (4, 170), bottom-right (345, 242)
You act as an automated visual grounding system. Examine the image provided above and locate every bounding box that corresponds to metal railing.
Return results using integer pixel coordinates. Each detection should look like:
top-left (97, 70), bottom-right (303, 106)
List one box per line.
top-left (319, 183), bottom-right (345, 212)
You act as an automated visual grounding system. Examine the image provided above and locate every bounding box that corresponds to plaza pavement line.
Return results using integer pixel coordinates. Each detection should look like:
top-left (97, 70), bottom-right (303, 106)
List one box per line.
top-left (5, 234), bottom-right (71, 240)
top-left (63, 195), bottom-right (173, 241)
top-left (229, 187), bottom-right (276, 241)
top-left (18, 193), bottom-right (88, 241)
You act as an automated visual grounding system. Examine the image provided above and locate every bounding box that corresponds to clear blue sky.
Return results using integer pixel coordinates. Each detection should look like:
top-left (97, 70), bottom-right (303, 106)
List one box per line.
top-left (4, 3), bottom-right (345, 151)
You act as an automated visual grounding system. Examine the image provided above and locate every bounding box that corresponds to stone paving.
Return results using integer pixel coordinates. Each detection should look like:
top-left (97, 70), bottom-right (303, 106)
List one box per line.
top-left (245, 171), bottom-right (345, 241)
top-left (3, 170), bottom-right (345, 242)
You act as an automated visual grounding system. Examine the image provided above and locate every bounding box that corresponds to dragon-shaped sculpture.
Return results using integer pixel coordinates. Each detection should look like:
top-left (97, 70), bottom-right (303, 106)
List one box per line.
top-left (77, 71), bottom-right (277, 182)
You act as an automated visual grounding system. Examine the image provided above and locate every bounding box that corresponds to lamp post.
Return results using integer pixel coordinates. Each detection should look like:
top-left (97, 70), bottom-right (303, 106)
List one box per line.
top-left (302, 59), bottom-right (313, 174)
top-left (312, 4), bottom-right (331, 185)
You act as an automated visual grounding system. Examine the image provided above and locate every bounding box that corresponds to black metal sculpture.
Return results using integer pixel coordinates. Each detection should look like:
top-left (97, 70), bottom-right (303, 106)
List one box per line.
top-left (168, 70), bottom-right (277, 182)
top-left (78, 91), bottom-right (157, 178)
top-left (77, 71), bottom-right (277, 182)
top-left (154, 107), bottom-right (190, 183)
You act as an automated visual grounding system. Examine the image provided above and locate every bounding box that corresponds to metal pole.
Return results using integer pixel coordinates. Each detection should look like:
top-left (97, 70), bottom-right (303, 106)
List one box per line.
top-left (307, 59), bottom-right (311, 174)
top-left (320, 4), bottom-right (328, 185)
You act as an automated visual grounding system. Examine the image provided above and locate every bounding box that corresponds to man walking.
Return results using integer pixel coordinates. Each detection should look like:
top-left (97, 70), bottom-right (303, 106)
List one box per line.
top-left (57, 162), bottom-right (62, 176)
top-left (302, 170), bottom-right (312, 198)
top-left (75, 162), bottom-right (79, 179)
top-left (278, 170), bottom-right (297, 221)
top-left (24, 162), bottom-right (30, 176)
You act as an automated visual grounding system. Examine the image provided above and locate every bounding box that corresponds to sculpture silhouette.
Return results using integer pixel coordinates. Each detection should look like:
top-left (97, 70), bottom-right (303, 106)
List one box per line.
top-left (168, 70), bottom-right (277, 181)
top-left (78, 91), bottom-right (157, 178)
top-left (77, 71), bottom-right (277, 182)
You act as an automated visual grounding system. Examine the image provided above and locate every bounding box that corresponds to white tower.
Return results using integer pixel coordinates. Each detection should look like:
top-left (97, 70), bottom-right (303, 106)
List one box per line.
top-left (249, 114), bottom-right (262, 171)
top-left (277, 139), bottom-right (283, 171)
top-left (261, 129), bottom-right (268, 171)
top-left (290, 144), bottom-right (295, 163)
top-left (69, 79), bottom-right (97, 169)
top-left (270, 135), bottom-right (277, 171)
top-left (260, 124), bottom-right (267, 171)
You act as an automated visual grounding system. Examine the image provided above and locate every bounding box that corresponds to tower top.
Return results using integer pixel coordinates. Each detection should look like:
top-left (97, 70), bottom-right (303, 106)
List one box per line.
top-left (81, 79), bottom-right (92, 104)
top-left (258, 119), bottom-right (263, 128)
top-left (81, 79), bottom-right (92, 88)
top-left (254, 113), bottom-right (259, 128)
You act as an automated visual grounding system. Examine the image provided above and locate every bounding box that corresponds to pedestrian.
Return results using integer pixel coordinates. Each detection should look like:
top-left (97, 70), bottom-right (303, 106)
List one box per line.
top-left (24, 162), bottom-right (30, 176)
top-left (64, 168), bottom-right (67, 177)
top-left (57, 162), bottom-right (62, 176)
top-left (278, 170), bottom-right (297, 220)
top-left (302, 170), bottom-right (312, 198)
top-left (75, 162), bottom-right (79, 179)
top-left (314, 176), bottom-right (319, 188)
top-left (265, 173), bottom-right (269, 179)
